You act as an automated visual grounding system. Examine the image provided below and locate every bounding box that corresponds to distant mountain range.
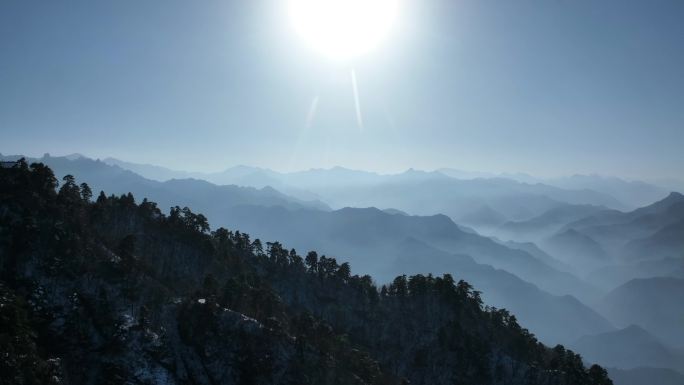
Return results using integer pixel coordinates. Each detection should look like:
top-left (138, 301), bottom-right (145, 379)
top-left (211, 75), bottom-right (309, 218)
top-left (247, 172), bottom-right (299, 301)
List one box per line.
top-left (0, 153), bottom-right (330, 216)
top-left (209, 204), bottom-right (611, 344)
top-left (0, 161), bottom-right (614, 385)
top-left (30, 156), bottom-right (673, 210)
top-left (555, 192), bottom-right (684, 263)
top-left (98, 156), bottom-right (634, 221)
top-left (486, 190), bottom-right (684, 281)
top-left (542, 228), bottom-right (610, 271)
top-left (608, 367), bottom-right (684, 385)
top-left (599, 277), bottom-right (684, 348)
top-left (4, 152), bottom-right (683, 382)
top-left (439, 168), bottom-right (671, 208)
top-left (545, 174), bottom-right (669, 209)
top-left (2, 153), bottom-right (611, 345)
top-left (499, 203), bottom-right (606, 241)
top-left (572, 325), bottom-right (684, 371)
top-left (585, 257), bottom-right (684, 292)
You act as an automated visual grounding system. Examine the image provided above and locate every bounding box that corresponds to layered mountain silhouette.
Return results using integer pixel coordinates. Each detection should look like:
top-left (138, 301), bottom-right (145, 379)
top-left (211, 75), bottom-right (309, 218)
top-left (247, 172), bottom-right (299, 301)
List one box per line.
top-left (436, 170), bottom-right (668, 210)
top-left (0, 154), bottom-right (330, 214)
top-left (1, 155), bottom-right (612, 344)
top-left (500, 240), bottom-right (574, 275)
top-left (542, 229), bottom-right (610, 271)
top-left (0, 160), bottom-right (614, 385)
top-left (586, 257), bottom-right (684, 291)
top-left (571, 325), bottom-right (683, 371)
top-left (545, 174), bottom-right (668, 209)
top-left (499, 203), bottom-right (606, 241)
top-left (599, 277), bottom-right (684, 348)
top-left (214, 204), bottom-right (609, 344)
top-left (607, 367), bottom-right (684, 385)
top-left (5, 153), bottom-right (684, 385)
top-left (459, 205), bottom-right (508, 227)
top-left (622, 217), bottom-right (684, 261)
top-left (101, 157), bottom-right (626, 222)
top-left (558, 192), bottom-right (684, 260)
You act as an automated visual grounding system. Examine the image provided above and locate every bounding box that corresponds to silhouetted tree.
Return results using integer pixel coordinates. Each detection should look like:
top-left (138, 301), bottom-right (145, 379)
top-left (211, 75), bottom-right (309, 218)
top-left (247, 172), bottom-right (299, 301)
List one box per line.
top-left (139, 198), bottom-right (161, 219)
top-left (251, 239), bottom-right (264, 256)
top-left (169, 206), bottom-right (210, 233)
top-left (408, 274), bottom-right (428, 295)
top-left (120, 192), bottom-right (135, 207)
top-left (289, 249), bottom-right (304, 269)
top-left (305, 251), bottom-right (318, 273)
top-left (96, 191), bottom-right (107, 204)
top-left (79, 182), bottom-right (92, 202)
top-left (318, 256), bottom-right (339, 277)
top-left (212, 227), bottom-right (231, 245)
top-left (390, 275), bottom-right (408, 297)
top-left (28, 161), bottom-right (58, 195)
top-left (587, 364), bottom-right (612, 385)
top-left (58, 174), bottom-right (81, 204)
top-left (337, 262), bottom-right (351, 281)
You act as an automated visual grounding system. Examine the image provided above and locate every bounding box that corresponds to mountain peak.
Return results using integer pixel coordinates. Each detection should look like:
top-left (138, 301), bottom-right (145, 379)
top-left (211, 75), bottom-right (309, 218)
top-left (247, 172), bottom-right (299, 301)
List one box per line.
top-left (64, 153), bottom-right (86, 160)
top-left (655, 191), bottom-right (683, 204)
top-left (665, 191), bottom-right (683, 200)
top-left (621, 324), bottom-right (652, 336)
top-left (631, 191), bottom-right (684, 216)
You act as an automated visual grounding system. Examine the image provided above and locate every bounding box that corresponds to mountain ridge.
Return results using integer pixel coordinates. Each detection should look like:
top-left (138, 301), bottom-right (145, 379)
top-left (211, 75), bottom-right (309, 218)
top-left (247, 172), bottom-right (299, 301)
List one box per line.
top-left (0, 159), bottom-right (614, 385)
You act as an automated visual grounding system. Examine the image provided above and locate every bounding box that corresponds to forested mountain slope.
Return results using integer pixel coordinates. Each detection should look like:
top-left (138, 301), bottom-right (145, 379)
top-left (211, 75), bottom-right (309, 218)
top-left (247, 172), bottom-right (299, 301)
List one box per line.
top-left (216, 205), bottom-right (601, 303)
top-left (0, 160), bottom-right (612, 385)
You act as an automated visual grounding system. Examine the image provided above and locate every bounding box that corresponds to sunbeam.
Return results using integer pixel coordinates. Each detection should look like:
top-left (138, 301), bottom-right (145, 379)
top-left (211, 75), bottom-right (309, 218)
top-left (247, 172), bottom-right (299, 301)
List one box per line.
top-left (351, 69), bottom-right (364, 131)
top-left (288, 95), bottom-right (319, 170)
top-left (306, 95), bottom-right (320, 129)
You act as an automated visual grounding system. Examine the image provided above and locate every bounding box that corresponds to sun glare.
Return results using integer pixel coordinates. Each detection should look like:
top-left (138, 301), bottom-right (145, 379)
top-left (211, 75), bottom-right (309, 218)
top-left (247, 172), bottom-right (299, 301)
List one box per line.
top-left (288, 0), bottom-right (399, 60)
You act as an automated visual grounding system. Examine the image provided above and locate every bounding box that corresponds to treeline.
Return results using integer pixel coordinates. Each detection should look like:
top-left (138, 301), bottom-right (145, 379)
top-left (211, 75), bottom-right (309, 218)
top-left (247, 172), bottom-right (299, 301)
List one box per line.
top-left (0, 159), bottom-right (612, 385)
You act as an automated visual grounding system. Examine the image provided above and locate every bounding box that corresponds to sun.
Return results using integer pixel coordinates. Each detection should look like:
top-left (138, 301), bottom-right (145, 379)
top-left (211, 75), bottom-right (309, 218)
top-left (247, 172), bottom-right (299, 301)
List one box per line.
top-left (288, 0), bottom-right (399, 60)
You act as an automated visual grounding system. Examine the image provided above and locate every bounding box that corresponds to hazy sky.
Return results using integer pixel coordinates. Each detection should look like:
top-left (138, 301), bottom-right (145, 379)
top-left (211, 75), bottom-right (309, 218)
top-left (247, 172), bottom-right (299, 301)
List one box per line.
top-left (1, 0), bottom-right (683, 179)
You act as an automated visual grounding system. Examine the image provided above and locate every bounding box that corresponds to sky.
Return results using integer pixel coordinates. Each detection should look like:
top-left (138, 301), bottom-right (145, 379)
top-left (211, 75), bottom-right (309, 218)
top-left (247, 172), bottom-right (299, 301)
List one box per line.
top-left (1, 0), bottom-right (683, 179)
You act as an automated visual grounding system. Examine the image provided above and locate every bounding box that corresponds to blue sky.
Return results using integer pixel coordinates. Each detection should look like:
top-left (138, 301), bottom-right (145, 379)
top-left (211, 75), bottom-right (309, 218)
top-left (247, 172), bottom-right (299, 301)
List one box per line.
top-left (1, 0), bottom-right (683, 179)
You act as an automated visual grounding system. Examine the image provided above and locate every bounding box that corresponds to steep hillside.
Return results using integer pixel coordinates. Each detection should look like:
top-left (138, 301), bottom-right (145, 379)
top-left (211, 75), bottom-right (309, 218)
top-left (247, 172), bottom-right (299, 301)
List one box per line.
top-left (599, 277), bottom-right (684, 347)
top-left (542, 229), bottom-right (609, 271)
top-left (571, 325), bottom-right (683, 371)
top-left (585, 257), bottom-right (684, 291)
top-left (499, 204), bottom-right (606, 241)
top-left (607, 367), bottom-right (684, 385)
top-left (212, 205), bottom-right (611, 344)
top-left (217, 205), bottom-right (601, 305)
top-left (501, 240), bottom-right (574, 275)
top-left (387, 238), bottom-right (612, 345)
top-left (0, 160), bottom-right (613, 385)
top-left (622, 218), bottom-right (684, 261)
top-left (559, 193), bottom-right (684, 260)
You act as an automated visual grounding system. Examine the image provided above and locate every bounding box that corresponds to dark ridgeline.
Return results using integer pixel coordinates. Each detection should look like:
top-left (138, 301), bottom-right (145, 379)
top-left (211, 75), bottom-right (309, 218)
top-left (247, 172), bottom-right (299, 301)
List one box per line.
top-left (0, 160), bottom-right (612, 385)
